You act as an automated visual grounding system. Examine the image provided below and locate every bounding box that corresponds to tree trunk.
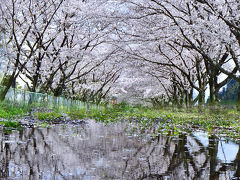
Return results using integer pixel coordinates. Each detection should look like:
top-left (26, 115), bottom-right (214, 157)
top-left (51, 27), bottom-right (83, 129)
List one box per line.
top-left (198, 89), bottom-right (205, 107)
top-left (209, 80), bottom-right (215, 106)
top-left (184, 90), bottom-right (188, 108)
top-left (0, 73), bottom-right (16, 101)
top-left (237, 82), bottom-right (240, 111)
top-left (214, 87), bottom-right (220, 108)
top-left (188, 89), bottom-right (193, 107)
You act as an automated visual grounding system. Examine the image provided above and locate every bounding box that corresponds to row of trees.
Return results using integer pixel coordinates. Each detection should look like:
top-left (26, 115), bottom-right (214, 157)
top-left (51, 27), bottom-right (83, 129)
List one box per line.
top-left (1, 0), bottom-right (240, 107)
top-left (0, 0), bottom-right (122, 103)
top-left (113, 0), bottom-right (240, 107)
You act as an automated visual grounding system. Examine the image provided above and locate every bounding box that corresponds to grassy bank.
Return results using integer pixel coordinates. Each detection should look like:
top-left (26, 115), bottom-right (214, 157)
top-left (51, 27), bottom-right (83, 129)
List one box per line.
top-left (66, 104), bottom-right (240, 140)
top-left (0, 101), bottom-right (240, 140)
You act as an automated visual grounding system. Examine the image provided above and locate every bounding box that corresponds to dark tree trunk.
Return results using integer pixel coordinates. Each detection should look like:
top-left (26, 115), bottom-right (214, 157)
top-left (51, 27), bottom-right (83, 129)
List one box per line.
top-left (0, 73), bottom-right (16, 101)
top-left (237, 83), bottom-right (240, 111)
top-left (209, 79), bottom-right (215, 106)
top-left (198, 89), bottom-right (205, 107)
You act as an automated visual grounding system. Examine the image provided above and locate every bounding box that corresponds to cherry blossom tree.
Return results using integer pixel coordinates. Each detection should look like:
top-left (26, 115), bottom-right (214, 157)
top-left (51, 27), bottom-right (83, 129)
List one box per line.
top-left (191, 0), bottom-right (240, 107)
top-left (0, 0), bottom-right (121, 103)
top-left (1, 0), bottom-right (240, 107)
top-left (0, 0), bottom-right (64, 100)
top-left (112, 0), bottom-right (238, 106)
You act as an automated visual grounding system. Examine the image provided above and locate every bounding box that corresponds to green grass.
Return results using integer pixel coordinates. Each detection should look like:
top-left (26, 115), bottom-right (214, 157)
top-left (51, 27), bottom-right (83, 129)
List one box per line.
top-left (0, 120), bottom-right (23, 133)
top-left (65, 104), bottom-right (240, 141)
top-left (0, 120), bottom-right (20, 128)
top-left (34, 111), bottom-right (62, 121)
top-left (37, 122), bottom-right (50, 128)
top-left (1, 99), bottom-right (240, 141)
top-left (65, 102), bottom-right (166, 126)
top-left (0, 101), bottom-right (27, 118)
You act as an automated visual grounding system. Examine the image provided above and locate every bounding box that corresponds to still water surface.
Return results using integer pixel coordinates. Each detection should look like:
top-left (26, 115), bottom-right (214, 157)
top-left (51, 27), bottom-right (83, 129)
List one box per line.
top-left (0, 120), bottom-right (240, 180)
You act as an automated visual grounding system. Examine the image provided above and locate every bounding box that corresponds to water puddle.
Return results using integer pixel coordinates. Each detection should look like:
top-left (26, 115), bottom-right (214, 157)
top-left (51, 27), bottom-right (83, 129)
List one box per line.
top-left (0, 120), bottom-right (240, 179)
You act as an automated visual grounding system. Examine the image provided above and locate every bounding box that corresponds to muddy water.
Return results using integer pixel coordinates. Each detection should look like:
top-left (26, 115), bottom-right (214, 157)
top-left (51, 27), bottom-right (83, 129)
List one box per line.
top-left (0, 120), bottom-right (240, 180)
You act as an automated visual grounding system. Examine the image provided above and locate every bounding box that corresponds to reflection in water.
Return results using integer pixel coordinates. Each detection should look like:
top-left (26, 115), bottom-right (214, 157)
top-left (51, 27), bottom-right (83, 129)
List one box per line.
top-left (0, 120), bottom-right (239, 180)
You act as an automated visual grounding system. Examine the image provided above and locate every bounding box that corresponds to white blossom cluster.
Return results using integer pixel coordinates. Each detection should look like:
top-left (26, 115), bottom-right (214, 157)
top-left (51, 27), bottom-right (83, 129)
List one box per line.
top-left (0, 0), bottom-right (240, 105)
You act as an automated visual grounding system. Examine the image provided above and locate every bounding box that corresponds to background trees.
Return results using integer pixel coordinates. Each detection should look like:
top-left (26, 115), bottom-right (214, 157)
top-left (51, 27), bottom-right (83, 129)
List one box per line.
top-left (110, 0), bottom-right (240, 106)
